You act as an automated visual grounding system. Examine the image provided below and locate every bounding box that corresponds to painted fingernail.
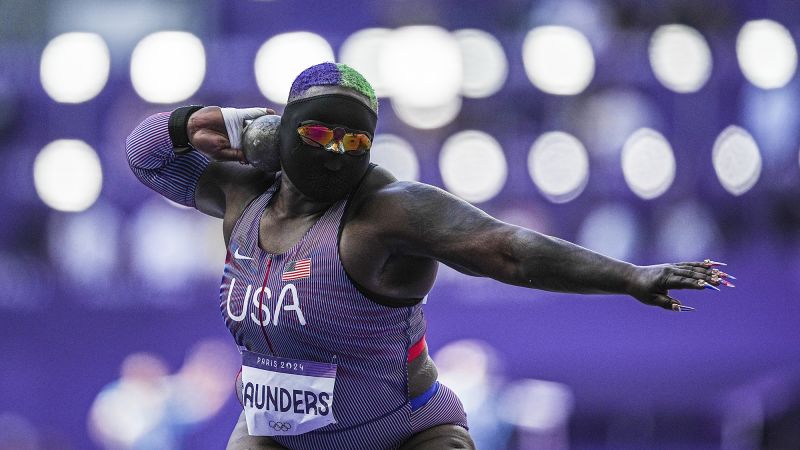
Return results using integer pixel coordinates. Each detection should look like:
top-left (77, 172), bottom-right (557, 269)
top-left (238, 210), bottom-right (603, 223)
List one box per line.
top-left (703, 259), bottom-right (727, 266)
top-left (698, 279), bottom-right (721, 291)
top-left (712, 269), bottom-right (737, 280)
top-left (672, 304), bottom-right (695, 312)
top-left (718, 279), bottom-right (735, 288)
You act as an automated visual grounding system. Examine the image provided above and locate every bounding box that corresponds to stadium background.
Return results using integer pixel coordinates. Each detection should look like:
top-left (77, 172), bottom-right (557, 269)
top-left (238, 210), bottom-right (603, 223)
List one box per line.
top-left (1, 0), bottom-right (799, 448)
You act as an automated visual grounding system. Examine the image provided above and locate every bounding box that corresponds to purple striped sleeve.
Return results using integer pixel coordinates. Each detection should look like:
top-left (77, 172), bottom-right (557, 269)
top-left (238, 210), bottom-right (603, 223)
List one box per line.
top-left (125, 112), bottom-right (210, 208)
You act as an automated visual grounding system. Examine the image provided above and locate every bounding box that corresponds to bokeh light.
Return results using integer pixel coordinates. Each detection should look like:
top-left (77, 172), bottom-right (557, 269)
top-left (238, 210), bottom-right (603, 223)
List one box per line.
top-left (40, 32), bottom-right (110, 103)
top-left (656, 200), bottom-right (719, 260)
top-left (339, 28), bottom-right (392, 97)
top-left (370, 134), bottom-right (419, 181)
top-left (740, 84), bottom-right (800, 165)
top-left (736, 19), bottom-right (798, 89)
top-left (621, 128), bottom-right (676, 199)
top-left (528, 132), bottom-right (589, 203)
top-left (499, 379), bottom-right (574, 431)
top-left (254, 32), bottom-right (335, 104)
top-left (130, 200), bottom-right (224, 292)
top-left (440, 130), bottom-right (507, 203)
top-left (391, 95), bottom-right (462, 129)
top-left (712, 125), bottom-right (762, 195)
top-left (34, 140), bottom-right (103, 212)
top-left (130, 32), bottom-right (206, 103)
top-left (523, 26), bottom-right (595, 95)
top-left (379, 26), bottom-right (462, 108)
top-left (649, 24), bottom-right (712, 93)
top-left (47, 202), bottom-right (120, 286)
top-left (576, 89), bottom-right (661, 159)
top-left (454, 29), bottom-right (508, 98)
top-left (576, 203), bottom-right (639, 261)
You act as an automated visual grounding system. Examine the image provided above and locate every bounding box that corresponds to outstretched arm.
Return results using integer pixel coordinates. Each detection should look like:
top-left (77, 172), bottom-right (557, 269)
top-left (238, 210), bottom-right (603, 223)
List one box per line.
top-left (375, 182), bottom-right (728, 311)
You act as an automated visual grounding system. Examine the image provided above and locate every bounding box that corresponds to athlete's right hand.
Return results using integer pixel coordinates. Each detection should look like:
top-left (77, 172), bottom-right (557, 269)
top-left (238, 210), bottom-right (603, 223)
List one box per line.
top-left (187, 106), bottom-right (275, 162)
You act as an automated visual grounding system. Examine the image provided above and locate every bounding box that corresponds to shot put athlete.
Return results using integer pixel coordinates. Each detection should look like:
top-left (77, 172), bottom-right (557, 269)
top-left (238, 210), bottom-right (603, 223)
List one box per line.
top-left (126, 63), bottom-right (733, 449)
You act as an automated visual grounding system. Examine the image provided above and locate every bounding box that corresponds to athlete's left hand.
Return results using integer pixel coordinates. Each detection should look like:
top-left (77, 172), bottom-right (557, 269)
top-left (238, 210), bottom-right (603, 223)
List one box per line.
top-left (625, 260), bottom-right (734, 311)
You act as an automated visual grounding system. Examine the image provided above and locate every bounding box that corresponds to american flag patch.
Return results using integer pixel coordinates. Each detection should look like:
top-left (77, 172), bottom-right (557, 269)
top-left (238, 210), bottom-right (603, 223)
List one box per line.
top-left (281, 259), bottom-right (311, 281)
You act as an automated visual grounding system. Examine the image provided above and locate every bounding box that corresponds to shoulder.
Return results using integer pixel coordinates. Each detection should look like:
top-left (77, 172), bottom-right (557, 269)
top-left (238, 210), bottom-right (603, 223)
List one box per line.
top-left (348, 166), bottom-right (457, 234)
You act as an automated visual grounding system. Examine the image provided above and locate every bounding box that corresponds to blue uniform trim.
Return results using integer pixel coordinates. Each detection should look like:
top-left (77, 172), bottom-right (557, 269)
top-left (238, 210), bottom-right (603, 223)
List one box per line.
top-left (410, 381), bottom-right (440, 412)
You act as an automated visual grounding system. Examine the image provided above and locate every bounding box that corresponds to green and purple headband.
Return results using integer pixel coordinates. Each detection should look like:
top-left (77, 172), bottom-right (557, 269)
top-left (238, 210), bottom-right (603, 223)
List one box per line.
top-left (287, 62), bottom-right (378, 113)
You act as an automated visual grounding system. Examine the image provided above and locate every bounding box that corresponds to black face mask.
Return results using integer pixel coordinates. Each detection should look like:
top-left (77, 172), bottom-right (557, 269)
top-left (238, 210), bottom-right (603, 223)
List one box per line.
top-left (279, 94), bottom-right (377, 202)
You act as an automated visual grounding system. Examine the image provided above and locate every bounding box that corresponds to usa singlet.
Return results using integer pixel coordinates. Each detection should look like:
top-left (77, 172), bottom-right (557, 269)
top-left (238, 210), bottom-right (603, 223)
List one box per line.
top-left (220, 175), bottom-right (467, 449)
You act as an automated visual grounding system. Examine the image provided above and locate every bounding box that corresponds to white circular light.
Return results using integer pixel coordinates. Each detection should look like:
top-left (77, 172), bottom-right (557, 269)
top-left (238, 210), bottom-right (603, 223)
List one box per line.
top-left (649, 25), bottom-right (712, 93)
top-left (370, 134), bottom-right (419, 181)
top-left (34, 140), bottom-right (103, 212)
top-left (576, 204), bottom-right (639, 261)
top-left (392, 96), bottom-right (462, 129)
top-left (255, 32), bottom-right (335, 104)
top-left (522, 26), bottom-right (595, 95)
top-left (40, 32), bottom-right (110, 103)
top-left (339, 28), bottom-right (392, 97)
top-left (621, 128), bottom-right (676, 199)
top-left (454, 29), bottom-right (508, 98)
top-left (712, 126), bottom-right (762, 195)
top-left (528, 132), bottom-right (589, 203)
top-left (131, 31), bottom-right (206, 103)
top-left (737, 20), bottom-right (798, 89)
top-left (380, 26), bottom-right (462, 108)
top-left (440, 130), bottom-right (507, 203)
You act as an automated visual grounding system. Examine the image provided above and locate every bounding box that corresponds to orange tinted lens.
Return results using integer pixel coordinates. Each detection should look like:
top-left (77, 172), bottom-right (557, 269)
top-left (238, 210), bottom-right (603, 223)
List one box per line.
top-left (341, 133), bottom-right (372, 152)
top-left (299, 135), bottom-right (324, 147)
top-left (298, 125), bottom-right (333, 145)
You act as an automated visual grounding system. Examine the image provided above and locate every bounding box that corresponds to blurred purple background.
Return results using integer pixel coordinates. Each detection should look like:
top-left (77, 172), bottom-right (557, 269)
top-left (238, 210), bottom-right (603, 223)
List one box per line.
top-left (1, 0), bottom-right (800, 448)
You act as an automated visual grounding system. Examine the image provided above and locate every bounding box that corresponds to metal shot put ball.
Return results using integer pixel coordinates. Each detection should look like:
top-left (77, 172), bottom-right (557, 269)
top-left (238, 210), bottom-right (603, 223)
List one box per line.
top-left (241, 114), bottom-right (282, 172)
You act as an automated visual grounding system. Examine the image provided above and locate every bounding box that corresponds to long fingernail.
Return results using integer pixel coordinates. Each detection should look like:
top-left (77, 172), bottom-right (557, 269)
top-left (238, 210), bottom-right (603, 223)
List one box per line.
top-left (703, 259), bottom-right (727, 266)
top-left (718, 279), bottom-right (735, 288)
top-left (672, 304), bottom-right (695, 312)
top-left (712, 269), bottom-right (737, 280)
top-left (704, 283), bottom-right (721, 291)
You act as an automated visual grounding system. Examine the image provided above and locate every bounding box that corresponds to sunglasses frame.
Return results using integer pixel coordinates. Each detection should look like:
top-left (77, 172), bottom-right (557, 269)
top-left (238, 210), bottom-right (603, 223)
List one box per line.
top-left (296, 120), bottom-right (373, 156)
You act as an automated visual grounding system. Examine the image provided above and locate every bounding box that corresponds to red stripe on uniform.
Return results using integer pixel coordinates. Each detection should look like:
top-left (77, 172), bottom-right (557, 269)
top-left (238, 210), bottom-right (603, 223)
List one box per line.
top-left (407, 335), bottom-right (426, 362)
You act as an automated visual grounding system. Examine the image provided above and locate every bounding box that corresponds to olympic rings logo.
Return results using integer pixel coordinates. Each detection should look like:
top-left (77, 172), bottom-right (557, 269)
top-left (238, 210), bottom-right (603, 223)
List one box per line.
top-left (269, 421), bottom-right (292, 432)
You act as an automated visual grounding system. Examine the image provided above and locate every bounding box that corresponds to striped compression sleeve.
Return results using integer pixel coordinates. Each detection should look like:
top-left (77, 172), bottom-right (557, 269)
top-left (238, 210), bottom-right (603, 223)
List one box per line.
top-left (126, 112), bottom-right (210, 208)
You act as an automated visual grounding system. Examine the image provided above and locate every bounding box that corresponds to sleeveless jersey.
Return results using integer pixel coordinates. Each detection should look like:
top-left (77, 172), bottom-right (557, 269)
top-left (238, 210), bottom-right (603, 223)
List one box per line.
top-left (220, 176), bottom-right (463, 449)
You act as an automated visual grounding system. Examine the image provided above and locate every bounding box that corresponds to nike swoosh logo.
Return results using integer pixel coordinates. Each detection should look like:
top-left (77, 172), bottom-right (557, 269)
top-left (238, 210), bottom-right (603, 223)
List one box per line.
top-left (233, 248), bottom-right (254, 260)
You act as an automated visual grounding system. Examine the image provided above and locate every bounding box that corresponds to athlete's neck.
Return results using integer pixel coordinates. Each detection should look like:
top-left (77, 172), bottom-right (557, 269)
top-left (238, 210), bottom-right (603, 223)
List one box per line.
top-left (273, 174), bottom-right (335, 218)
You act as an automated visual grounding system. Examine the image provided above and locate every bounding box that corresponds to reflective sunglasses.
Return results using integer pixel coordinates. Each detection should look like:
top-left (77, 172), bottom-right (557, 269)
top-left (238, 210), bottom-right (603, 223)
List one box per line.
top-left (296, 121), bottom-right (373, 156)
